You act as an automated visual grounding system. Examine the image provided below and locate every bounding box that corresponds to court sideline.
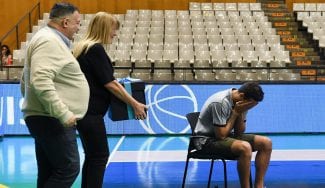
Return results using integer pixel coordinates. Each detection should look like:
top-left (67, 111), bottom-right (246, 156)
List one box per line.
top-left (1, 134), bottom-right (325, 188)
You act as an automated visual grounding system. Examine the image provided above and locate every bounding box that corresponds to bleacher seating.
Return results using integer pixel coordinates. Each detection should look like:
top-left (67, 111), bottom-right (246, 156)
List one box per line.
top-left (9, 2), bottom-right (324, 82)
top-left (293, 3), bottom-right (325, 42)
top-left (293, 3), bottom-right (325, 66)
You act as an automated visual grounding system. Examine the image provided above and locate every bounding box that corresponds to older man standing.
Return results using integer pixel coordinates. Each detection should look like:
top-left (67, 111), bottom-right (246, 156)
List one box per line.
top-left (20, 2), bottom-right (89, 188)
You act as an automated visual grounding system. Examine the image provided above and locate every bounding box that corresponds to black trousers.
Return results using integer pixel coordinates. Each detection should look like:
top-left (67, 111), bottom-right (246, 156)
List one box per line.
top-left (77, 114), bottom-right (109, 188)
top-left (25, 116), bottom-right (80, 188)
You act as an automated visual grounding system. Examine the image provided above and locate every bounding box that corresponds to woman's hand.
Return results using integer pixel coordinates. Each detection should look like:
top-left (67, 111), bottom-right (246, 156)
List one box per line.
top-left (133, 102), bottom-right (148, 120)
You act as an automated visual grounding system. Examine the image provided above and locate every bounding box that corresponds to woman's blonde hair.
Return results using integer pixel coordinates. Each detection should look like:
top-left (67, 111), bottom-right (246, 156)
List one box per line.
top-left (73, 12), bottom-right (119, 58)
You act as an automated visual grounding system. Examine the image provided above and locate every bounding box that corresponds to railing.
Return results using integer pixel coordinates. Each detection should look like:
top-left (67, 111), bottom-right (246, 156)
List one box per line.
top-left (0, 2), bottom-right (40, 49)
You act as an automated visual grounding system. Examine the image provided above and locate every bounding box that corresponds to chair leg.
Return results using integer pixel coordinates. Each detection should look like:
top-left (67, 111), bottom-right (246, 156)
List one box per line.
top-left (249, 170), bottom-right (253, 188)
top-left (222, 159), bottom-right (227, 188)
top-left (182, 157), bottom-right (190, 188)
top-left (207, 159), bottom-right (214, 188)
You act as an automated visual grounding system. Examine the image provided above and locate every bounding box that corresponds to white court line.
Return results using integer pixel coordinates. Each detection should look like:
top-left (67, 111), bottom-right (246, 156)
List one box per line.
top-left (109, 149), bottom-right (325, 162)
top-left (106, 136), bottom-right (125, 167)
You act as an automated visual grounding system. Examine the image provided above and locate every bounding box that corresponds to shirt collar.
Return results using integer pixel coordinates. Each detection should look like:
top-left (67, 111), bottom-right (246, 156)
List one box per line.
top-left (47, 26), bottom-right (71, 48)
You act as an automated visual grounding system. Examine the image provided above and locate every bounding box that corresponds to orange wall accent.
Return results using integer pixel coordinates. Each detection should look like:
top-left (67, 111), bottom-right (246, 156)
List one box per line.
top-left (0, 0), bottom-right (39, 50)
top-left (211, 0), bottom-right (255, 2)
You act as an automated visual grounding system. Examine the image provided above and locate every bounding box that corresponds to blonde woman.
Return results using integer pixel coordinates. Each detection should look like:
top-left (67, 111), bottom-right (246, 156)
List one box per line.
top-left (73, 12), bottom-right (147, 188)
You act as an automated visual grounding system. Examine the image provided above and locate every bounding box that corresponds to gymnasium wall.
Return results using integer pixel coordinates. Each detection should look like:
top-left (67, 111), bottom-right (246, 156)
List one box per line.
top-left (0, 0), bottom-right (39, 51)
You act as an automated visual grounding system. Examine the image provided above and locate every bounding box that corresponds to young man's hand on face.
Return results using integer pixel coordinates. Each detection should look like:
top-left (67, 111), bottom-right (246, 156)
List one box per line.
top-left (234, 99), bottom-right (257, 114)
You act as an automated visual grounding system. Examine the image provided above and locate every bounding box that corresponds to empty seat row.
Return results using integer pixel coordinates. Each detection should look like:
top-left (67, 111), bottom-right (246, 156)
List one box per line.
top-left (107, 23), bottom-right (274, 36)
top-left (295, 12), bottom-right (325, 40)
top-left (109, 42), bottom-right (285, 53)
top-left (296, 12), bottom-right (325, 22)
top-left (113, 20), bottom-right (271, 31)
top-left (293, 3), bottom-right (325, 12)
top-left (189, 2), bottom-right (262, 11)
top-left (0, 68), bottom-right (22, 80)
top-left (108, 49), bottom-right (290, 68)
top-left (110, 34), bottom-right (282, 48)
top-left (113, 68), bottom-right (301, 82)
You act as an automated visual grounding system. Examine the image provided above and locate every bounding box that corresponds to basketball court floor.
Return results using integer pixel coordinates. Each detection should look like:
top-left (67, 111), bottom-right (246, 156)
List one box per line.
top-left (1, 134), bottom-right (325, 188)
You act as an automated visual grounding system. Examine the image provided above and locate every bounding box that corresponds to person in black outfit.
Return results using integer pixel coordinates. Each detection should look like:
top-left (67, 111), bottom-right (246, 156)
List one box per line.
top-left (73, 12), bottom-right (148, 188)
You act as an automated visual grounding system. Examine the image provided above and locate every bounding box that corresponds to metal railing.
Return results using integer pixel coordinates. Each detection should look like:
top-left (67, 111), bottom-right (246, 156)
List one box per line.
top-left (0, 2), bottom-right (40, 49)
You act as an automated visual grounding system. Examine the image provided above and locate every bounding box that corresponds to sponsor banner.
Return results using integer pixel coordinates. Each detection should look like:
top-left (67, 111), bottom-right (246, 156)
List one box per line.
top-left (1, 84), bottom-right (325, 135)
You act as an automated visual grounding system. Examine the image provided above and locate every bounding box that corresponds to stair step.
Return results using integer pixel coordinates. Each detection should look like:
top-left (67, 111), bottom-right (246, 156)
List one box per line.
top-left (270, 9), bottom-right (291, 13)
top-left (285, 44), bottom-right (301, 50)
top-left (268, 17), bottom-right (295, 22)
top-left (275, 26), bottom-right (299, 31)
top-left (281, 38), bottom-right (312, 44)
top-left (300, 69), bottom-right (317, 76)
top-left (291, 56), bottom-right (321, 61)
top-left (262, 3), bottom-right (287, 9)
top-left (294, 60), bottom-right (315, 66)
top-left (295, 41), bottom-right (313, 46)
top-left (273, 22), bottom-right (299, 28)
top-left (291, 51), bottom-right (319, 56)
top-left (300, 75), bottom-right (318, 81)
top-left (286, 47), bottom-right (316, 53)
top-left (280, 41), bottom-right (303, 47)
top-left (316, 77), bottom-right (325, 81)
top-left (288, 61), bottom-right (319, 67)
top-left (277, 30), bottom-right (293, 35)
top-left (280, 37), bottom-right (310, 43)
top-left (265, 12), bottom-right (293, 17)
top-left (261, 0), bottom-right (323, 67)
top-left (276, 30), bottom-right (302, 36)
top-left (278, 33), bottom-right (309, 39)
top-left (260, 0), bottom-right (285, 2)
top-left (286, 44), bottom-right (316, 49)
top-left (263, 9), bottom-right (288, 13)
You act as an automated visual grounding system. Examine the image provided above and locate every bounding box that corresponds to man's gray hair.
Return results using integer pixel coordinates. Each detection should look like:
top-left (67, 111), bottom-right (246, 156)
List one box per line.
top-left (49, 2), bottom-right (79, 19)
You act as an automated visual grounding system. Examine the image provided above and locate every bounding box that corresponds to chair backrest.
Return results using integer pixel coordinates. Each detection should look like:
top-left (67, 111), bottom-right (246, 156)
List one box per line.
top-left (186, 112), bottom-right (200, 135)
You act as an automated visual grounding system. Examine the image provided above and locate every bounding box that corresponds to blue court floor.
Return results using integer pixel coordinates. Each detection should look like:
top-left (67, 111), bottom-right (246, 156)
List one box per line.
top-left (1, 134), bottom-right (325, 188)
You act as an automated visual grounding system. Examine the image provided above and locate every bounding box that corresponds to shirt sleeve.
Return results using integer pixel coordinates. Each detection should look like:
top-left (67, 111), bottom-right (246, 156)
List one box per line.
top-left (85, 44), bottom-right (115, 85)
top-left (210, 102), bottom-right (230, 127)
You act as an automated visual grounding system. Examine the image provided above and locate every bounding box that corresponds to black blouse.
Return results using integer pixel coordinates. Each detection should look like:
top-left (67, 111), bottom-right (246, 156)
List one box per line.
top-left (77, 43), bottom-right (115, 116)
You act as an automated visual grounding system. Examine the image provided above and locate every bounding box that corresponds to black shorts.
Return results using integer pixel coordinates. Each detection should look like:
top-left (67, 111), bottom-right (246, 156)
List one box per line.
top-left (200, 134), bottom-right (256, 159)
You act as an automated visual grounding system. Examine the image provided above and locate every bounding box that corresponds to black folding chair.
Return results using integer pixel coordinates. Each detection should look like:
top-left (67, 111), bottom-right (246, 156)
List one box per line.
top-left (182, 112), bottom-right (253, 188)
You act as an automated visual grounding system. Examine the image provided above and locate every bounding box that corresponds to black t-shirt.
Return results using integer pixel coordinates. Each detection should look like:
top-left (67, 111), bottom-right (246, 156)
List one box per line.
top-left (77, 43), bottom-right (115, 116)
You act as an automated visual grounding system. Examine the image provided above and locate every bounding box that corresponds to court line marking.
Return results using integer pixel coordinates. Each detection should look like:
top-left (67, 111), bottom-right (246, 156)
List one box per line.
top-left (106, 136), bottom-right (125, 167)
top-left (109, 149), bottom-right (325, 162)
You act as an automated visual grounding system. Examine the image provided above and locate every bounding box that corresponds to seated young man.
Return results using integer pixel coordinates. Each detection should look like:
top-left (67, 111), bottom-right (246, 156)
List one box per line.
top-left (194, 82), bottom-right (272, 188)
